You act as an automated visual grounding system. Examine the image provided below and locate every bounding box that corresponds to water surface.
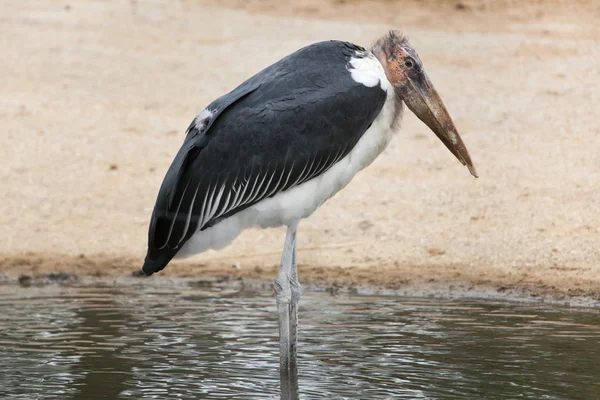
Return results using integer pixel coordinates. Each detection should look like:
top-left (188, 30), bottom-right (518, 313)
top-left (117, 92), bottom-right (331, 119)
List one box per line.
top-left (1, 281), bottom-right (599, 399)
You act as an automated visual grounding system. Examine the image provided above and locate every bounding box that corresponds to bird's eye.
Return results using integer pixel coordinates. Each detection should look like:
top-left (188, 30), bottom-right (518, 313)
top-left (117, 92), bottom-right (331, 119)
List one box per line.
top-left (404, 59), bottom-right (414, 69)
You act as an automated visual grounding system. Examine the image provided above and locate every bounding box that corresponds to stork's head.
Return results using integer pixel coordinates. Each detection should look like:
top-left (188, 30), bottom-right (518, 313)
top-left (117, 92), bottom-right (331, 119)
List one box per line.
top-left (372, 31), bottom-right (477, 178)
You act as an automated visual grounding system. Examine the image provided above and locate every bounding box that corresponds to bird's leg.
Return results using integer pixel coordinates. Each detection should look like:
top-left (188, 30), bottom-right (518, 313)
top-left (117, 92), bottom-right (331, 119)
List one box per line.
top-left (282, 235), bottom-right (301, 400)
top-left (275, 221), bottom-right (299, 376)
top-left (288, 233), bottom-right (301, 375)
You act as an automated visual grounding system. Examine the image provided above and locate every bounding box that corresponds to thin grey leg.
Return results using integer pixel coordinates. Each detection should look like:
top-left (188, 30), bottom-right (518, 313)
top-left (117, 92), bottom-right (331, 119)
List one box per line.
top-left (275, 222), bottom-right (301, 400)
top-left (278, 302), bottom-right (291, 371)
top-left (280, 368), bottom-right (298, 400)
top-left (287, 236), bottom-right (300, 399)
top-left (289, 233), bottom-right (301, 372)
top-left (275, 221), bottom-right (299, 374)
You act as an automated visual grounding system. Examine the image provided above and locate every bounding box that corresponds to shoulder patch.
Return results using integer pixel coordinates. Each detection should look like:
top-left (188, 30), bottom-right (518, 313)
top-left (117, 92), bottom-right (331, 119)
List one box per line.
top-left (347, 51), bottom-right (389, 90)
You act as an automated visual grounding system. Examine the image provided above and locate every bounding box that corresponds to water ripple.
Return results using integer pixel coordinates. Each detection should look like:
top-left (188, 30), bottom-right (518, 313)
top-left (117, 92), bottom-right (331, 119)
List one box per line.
top-left (0, 284), bottom-right (599, 399)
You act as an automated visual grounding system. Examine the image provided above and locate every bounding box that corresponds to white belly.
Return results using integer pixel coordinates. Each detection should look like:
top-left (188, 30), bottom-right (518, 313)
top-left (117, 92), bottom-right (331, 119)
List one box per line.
top-left (177, 52), bottom-right (398, 259)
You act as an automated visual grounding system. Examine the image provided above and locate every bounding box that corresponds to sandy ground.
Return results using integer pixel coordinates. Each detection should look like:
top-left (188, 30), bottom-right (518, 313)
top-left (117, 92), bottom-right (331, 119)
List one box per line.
top-left (1, 0), bottom-right (599, 302)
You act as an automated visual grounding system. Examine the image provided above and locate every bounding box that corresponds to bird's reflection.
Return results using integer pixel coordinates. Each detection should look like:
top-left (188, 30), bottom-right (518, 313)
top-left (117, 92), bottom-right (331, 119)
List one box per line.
top-left (280, 363), bottom-right (299, 400)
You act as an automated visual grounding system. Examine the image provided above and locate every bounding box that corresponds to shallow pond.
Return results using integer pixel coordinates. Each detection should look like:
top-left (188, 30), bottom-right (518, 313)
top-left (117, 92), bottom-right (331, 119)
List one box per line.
top-left (1, 280), bottom-right (599, 399)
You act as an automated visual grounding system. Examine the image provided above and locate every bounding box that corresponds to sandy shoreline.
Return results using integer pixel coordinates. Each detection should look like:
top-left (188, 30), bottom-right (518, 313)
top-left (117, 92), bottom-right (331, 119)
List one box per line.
top-left (2, 252), bottom-right (599, 307)
top-left (1, 0), bottom-right (599, 304)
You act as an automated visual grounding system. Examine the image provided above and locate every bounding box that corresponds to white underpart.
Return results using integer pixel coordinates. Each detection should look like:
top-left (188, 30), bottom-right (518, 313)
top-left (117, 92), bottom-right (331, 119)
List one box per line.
top-left (177, 52), bottom-right (398, 259)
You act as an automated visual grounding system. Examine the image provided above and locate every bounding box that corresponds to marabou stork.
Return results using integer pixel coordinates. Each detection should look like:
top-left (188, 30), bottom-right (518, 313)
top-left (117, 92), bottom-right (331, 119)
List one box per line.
top-left (142, 31), bottom-right (477, 383)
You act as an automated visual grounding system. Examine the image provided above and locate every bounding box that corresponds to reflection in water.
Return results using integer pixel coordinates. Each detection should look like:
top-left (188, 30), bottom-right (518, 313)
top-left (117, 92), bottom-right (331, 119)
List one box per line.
top-left (0, 282), bottom-right (599, 399)
top-left (280, 360), bottom-right (299, 400)
top-left (70, 288), bottom-right (135, 400)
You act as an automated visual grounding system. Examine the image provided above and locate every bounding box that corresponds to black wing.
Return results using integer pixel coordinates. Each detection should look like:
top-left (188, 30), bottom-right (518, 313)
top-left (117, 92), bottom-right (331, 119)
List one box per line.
top-left (143, 41), bottom-right (387, 275)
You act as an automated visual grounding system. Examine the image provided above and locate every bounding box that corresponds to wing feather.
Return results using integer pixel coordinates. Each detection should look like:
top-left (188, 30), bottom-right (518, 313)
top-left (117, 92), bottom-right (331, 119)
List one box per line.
top-left (266, 162), bottom-right (289, 198)
top-left (243, 167), bottom-right (264, 206)
top-left (177, 181), bottom-right (202, 246)
top-left (158, 179), bottom-right (190, 250)
top-left (216, 174), bottom-right (238, 218)
top-left (197, 178), bottom-right (214, 229)
top-left (231, 172), bottom-right (251, 210)
top-left (206, 183), bottom-right (226, 223)
top-left (202, 179), bottom-right (222, 227)
top-left (255, 167), bottom-right (276, 202)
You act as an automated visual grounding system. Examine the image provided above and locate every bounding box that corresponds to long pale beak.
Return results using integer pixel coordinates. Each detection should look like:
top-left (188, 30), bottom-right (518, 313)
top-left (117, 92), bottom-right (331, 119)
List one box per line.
top-left (403, 72), bottom-right (478, 178)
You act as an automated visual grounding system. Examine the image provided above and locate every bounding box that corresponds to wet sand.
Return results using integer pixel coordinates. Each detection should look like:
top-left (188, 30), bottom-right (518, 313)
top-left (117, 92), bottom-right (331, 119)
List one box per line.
top-left (1, 0), bottom-right (599, 303)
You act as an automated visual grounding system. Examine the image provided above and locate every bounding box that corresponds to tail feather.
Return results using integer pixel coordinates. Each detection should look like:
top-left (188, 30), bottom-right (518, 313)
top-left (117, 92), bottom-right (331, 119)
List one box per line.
top-left (142, 248), bottom-right (178, 276)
